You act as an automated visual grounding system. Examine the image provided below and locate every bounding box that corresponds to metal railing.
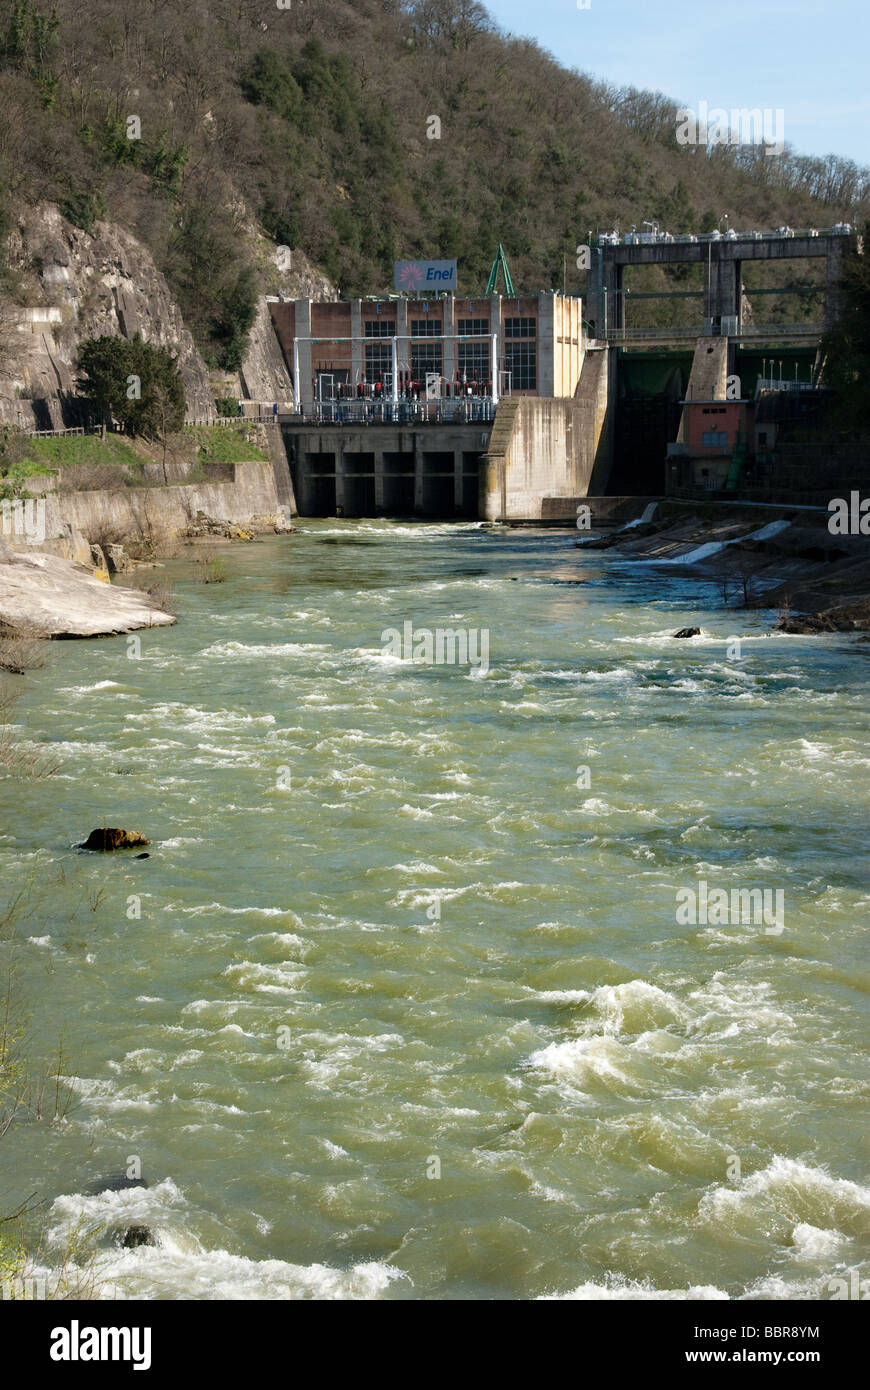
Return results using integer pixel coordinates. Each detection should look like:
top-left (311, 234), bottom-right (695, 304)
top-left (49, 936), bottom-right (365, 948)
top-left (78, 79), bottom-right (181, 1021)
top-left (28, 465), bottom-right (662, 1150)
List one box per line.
top-left (290, 398), bottom-right (498, 426)
top-left (607, 322), bottom-right (825, 343)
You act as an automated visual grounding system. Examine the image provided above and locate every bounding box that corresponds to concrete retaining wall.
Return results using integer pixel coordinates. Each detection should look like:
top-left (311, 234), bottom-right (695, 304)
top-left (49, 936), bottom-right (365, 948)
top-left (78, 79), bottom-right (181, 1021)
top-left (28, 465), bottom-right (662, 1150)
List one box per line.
top-left (38, 460), bottom-right (284, 545)
top-left (541, 495), bottom-right (663, 525)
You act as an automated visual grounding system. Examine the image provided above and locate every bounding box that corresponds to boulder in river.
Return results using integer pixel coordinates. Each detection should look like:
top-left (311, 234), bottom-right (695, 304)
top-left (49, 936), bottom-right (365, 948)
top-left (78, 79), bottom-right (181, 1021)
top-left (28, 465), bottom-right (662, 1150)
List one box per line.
top-left (117, 1224), bottom-right (158, 1249)
top-left (80, 828), bottom-right (150, 851)
top-left (673, 627), bottom-right (701, 639)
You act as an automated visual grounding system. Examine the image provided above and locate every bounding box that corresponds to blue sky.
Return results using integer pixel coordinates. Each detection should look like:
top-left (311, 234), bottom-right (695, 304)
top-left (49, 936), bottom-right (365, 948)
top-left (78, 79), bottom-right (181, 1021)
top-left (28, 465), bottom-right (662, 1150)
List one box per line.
top-left (485, 0), bottom-right (869, 167)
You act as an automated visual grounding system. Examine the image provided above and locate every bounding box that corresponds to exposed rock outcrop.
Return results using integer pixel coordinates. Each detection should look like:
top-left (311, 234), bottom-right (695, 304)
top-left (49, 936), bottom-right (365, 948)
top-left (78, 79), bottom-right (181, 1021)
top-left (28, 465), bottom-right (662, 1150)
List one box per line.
top-left (237, 298), bottom-right (295, 407)
top-left (0, 546), bottom-right (175, 636)
top-left (117, 1224), bottom-right (158, 1249)
top-left (1, 202), bottom-right (214, 426)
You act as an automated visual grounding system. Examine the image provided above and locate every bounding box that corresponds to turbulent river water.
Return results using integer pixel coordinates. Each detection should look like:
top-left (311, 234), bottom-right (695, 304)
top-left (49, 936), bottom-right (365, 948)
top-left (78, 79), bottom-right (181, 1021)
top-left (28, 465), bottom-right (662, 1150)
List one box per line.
top-left (2, 520), bottom-right (868, 1300)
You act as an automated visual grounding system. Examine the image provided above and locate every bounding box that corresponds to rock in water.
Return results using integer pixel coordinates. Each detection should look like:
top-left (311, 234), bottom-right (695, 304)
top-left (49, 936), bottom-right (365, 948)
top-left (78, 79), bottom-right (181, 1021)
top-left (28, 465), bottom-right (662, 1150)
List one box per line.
top-left (118, 1225), bottom-right (157, 1249)
top-left (80, 828), bottom-right (150, 851)
top-left (673, 627), bottom-right (701, 639)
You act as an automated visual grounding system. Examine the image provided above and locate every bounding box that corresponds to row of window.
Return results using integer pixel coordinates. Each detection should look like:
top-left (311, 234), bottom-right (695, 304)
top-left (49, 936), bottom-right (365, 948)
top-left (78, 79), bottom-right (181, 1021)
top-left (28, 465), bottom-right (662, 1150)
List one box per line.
top-left (363, 341), bottom-right (536, 389)
top-left (363, 318), bottom-right (537, 339)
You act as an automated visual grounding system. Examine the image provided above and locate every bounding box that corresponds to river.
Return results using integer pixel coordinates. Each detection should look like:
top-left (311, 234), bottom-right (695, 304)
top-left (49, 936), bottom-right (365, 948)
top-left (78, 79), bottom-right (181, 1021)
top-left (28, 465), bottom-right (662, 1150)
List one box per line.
top-left (2, 520), bottom-right (868, 1299)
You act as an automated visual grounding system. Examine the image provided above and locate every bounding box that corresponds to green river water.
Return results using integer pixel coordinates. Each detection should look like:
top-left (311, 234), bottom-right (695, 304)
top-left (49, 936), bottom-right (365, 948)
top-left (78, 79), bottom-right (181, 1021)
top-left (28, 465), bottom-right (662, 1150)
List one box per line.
top-left (1, 520), bottom-right (868, 1299)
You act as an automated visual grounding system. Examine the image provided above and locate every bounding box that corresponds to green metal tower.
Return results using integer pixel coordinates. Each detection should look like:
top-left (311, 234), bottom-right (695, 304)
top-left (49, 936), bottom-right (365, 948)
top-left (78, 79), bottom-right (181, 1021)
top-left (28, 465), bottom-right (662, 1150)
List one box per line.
top-left (486, 244), bottom-right (516, 296)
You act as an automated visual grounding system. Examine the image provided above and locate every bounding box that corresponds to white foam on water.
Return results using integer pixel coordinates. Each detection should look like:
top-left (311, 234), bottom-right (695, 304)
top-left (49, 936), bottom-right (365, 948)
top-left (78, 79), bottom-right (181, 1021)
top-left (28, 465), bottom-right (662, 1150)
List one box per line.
top-left (58, 681), bottom-right (124, 693)
top-left (528, 1035), bottom-right (639, 1092)
top-left (746, 519), bottom-right (791, 542)
top-left (671, 540), bottom-right (729, 564)
top-left (698, 1156), bottom-right (870, 1237)
top-left (527, 988), bottom-right (592, 1004)
top-left (62, 1075), bottom-right (159, 1113)
top-left (583, 980), bottom-right (689, 1035)
top-left (790, 1222), bottom-right (846, 1261)
top-left (620, 502), bottom-right (659, 531)
top-left (541, 1277), bottom-right (729, 1300)
top-left (222, 961), bottom-right (307, 995)
top-left (687, 976), bottom-right (796, 1041)
top-left (40, 1180), bottom-right (406, 1300)
top-left (200, 641), bottom-right (331, 660)
top-left (669, 519), bottom-right (790, 565)
top-left (172, 902), bottom-right (293, 920)
top-left (136, 703), bottom-right (276, 731)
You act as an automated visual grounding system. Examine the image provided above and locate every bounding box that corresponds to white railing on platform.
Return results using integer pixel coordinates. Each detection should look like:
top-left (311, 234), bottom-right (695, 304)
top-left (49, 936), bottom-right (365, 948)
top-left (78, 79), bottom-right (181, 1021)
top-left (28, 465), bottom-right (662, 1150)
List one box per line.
top-left (288, 399), bottom-right (498, 426)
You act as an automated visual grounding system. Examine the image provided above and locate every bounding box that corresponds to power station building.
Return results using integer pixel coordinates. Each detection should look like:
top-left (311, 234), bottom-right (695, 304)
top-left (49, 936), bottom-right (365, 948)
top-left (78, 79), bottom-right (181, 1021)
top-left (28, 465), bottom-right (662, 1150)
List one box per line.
top-left (268, 291), bottom-right (584, 409)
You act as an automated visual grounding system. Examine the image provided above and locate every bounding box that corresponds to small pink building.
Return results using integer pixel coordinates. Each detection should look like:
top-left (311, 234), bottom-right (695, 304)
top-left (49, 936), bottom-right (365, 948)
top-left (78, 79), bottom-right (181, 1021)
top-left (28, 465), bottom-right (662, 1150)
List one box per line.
top-left (683, 400), bottom-right (751, 455)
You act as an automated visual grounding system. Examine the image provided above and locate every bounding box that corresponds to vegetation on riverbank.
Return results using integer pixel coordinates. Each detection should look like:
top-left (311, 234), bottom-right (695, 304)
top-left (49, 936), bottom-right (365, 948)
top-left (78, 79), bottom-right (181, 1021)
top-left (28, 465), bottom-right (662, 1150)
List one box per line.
top-left (0, 422), bottom-right (270, 497)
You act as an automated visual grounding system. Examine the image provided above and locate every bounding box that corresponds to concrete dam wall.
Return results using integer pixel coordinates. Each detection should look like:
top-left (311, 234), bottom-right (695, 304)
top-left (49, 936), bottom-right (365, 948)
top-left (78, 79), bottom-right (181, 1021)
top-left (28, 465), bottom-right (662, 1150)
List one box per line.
top-left (282, 423), bottom-right (489, 518)
top-left (480, 351), bottom-right (613, 522)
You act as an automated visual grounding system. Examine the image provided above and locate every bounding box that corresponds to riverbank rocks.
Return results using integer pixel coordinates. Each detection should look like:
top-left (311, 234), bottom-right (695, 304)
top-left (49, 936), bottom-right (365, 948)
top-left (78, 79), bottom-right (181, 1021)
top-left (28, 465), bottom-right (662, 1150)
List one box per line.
top-left (183, 511), bottom-right (256, 541)
top-left (0, 549), bottom-right (176, 637)
top-left (673, 627), bottom-right (701, 638)
top-left (776, 598), bottom-right (870, 634)
top-left (80, 828), bottom-right (150, 851)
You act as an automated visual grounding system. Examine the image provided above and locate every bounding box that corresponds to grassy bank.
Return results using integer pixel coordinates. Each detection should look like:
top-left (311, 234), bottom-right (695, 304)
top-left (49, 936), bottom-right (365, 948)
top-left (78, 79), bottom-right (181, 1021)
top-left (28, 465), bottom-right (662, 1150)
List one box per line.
top-left (184, 425), bottom-right (269, 465)
top-left (1, 424), bottom-right (270, 493)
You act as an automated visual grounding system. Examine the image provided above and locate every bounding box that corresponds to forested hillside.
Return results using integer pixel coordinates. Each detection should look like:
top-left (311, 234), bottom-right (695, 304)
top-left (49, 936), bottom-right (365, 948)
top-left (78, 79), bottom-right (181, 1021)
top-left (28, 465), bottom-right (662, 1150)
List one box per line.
top-left (1, 0), bottom-right (867, 368)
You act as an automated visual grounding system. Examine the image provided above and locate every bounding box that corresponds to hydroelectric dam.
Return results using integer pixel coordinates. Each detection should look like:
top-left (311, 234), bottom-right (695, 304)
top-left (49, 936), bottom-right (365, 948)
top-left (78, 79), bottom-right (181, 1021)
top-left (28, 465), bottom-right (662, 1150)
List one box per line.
top-left (264, 228), bottom-right (860, 522)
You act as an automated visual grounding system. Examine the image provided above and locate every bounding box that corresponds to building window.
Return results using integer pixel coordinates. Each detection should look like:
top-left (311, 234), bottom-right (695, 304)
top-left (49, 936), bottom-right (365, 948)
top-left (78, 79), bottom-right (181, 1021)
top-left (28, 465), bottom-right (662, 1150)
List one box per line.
top-left (365, 321), bottom-right (395, 337)
top-left (365, 342), bottom-right (393, 380)
top-left (411, 320), bottom-right (441, 337)
top-left (411, 342), bottom-right (443, 379)
top-left (504, 341), bottom-right (537, 390)
top-left (457, 341), bottom-right (490, 383)
top-left (758, 431), bottom-right (768, 445)
top-left (457, 318), bottom-right (489, 336)
top-left (504, 317), bottom-right (535, 338)
top-left (701, 430), bottom-right (728, 447)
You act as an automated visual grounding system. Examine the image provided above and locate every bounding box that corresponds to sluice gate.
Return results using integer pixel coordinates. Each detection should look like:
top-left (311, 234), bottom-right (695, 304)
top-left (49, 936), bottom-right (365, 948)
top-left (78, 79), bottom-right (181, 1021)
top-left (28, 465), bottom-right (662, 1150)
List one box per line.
top-left (282, 424), bottom-right (491, 519)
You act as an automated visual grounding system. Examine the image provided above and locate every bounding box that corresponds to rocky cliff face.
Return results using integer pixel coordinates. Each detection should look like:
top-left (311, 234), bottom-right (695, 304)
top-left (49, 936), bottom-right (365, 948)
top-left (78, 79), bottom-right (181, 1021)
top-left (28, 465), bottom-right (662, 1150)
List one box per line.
top-left (236, 298), bottom-right (295, 408)
top-left (221, 247), bottom-right (339, 408)
top-left (0, 202), bottom-right (215, 427)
